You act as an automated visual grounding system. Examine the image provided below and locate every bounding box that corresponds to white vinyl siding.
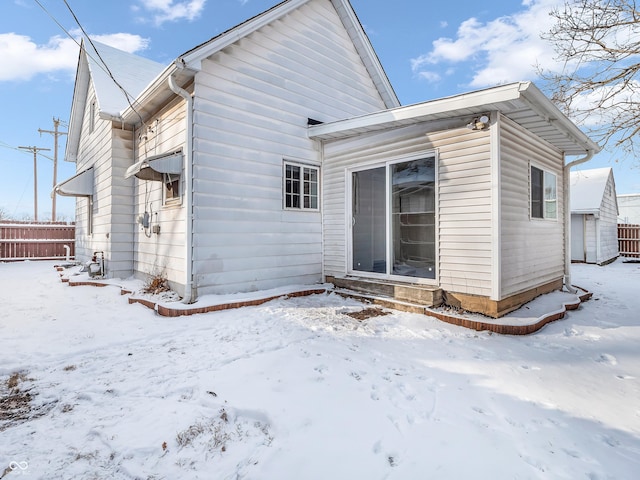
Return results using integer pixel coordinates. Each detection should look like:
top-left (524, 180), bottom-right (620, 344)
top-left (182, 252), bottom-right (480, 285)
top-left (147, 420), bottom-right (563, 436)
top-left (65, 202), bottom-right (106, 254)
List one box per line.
top-left (598, 175), bottom-right (619, 263)
top-left (579, 172), bottom-right (619, 264)
top-left (322, 121), bottom-right (494, 297)
top-left (132, 97), bottom-right (187, 292)
top-left (500, 115), bottom-right (565, 297)
top-left (190, 0), bottom-right (387, 295)
top-left (73, 82), bottom-right (135, 278)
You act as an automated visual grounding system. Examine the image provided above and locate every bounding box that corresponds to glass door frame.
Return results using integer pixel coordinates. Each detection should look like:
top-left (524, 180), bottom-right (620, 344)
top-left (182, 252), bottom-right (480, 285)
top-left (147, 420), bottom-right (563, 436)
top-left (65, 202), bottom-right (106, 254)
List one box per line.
top-left (346, 151), bottom-right (438, 284)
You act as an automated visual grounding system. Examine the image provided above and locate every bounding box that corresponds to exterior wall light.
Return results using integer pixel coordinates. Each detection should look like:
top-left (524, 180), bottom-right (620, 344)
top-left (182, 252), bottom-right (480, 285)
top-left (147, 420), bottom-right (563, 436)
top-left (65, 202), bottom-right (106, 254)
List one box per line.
top-left (466, 115), bottom-right (490, 130)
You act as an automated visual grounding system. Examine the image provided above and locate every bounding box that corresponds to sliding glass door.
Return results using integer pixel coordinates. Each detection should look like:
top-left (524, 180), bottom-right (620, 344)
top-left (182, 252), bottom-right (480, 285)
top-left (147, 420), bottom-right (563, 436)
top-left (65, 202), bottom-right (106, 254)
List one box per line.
top-left (351, 156), bottom-right (436, 280)
top-left (352, 167), bottom-right (386, 273)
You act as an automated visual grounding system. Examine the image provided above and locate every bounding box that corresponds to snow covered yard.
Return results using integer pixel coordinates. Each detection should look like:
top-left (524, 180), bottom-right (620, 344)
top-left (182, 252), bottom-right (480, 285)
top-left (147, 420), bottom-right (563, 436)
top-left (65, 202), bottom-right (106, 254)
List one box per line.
top-left (1, 260), bottom-right (639, 479)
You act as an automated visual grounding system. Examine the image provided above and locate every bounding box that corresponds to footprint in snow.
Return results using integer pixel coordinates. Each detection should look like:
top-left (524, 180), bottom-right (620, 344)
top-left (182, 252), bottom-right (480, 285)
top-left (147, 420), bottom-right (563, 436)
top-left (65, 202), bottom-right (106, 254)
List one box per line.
top-left (314, 365), bottom-right (328, 374)
top-left (595, 354), bottom-right (618, 365)
top-left (600, 435), bottom-right (621, 447)
top-left (520, 365), bottom-right (541, 371)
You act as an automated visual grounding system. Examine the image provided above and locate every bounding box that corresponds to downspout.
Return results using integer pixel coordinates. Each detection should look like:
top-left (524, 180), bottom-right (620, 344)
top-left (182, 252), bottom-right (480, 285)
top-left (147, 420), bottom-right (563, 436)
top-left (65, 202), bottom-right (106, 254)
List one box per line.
top-left (563, 149), bottom-right (595, 293)
top-left (168, 74), bottom-right (195, 304)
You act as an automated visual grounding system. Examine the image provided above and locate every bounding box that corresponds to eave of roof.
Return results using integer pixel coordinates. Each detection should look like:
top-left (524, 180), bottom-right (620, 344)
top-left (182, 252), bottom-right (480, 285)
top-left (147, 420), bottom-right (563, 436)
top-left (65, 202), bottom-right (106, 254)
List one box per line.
top-left (308, 81), bottom-right (600, 156)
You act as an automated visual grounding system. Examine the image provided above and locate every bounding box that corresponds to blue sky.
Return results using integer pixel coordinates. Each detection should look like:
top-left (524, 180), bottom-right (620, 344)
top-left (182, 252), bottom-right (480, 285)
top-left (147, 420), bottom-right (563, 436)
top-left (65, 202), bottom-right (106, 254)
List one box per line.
top-left (1, 0), bottom-right (638, 220)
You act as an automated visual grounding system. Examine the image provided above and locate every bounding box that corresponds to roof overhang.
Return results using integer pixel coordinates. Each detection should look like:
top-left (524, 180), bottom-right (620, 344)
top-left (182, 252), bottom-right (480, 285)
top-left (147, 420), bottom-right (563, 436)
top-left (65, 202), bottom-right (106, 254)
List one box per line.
top-left (308, 81), bottom-right (601, 156)
top-left (53, 167), bottom-right (94, 197)
top-left (125, 151), bottom-right (183, 181)
top-left (94, 0), bottom-right (401, 128)
top-left (64, 41), bottom-right (91, 163)
top-left (572, 209), bottom-right (600, 217)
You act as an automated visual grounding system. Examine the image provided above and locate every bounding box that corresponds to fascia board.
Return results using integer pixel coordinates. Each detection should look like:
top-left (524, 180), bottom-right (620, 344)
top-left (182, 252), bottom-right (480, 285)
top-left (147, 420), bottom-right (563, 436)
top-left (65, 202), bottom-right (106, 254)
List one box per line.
top-left (518, 82), bottom-right (601, 154)
top-left (65, 46), bottom-right (90, 163)
top-left (331, 0), bottom-right (399, 108)
top-left (118, 63), bottom-right (188, 125)
top-left (178, 0), bottom-right (310, 71)
top-left (308, 82), bottom-right (528, 138)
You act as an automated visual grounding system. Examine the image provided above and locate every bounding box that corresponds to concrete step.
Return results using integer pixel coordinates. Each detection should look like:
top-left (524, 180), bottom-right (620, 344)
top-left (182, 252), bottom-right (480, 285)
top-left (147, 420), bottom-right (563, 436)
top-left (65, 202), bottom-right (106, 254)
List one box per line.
top-left (329, 275), bottom-right (443, 308)
top-left (333, 288), bottom-right (429, 315)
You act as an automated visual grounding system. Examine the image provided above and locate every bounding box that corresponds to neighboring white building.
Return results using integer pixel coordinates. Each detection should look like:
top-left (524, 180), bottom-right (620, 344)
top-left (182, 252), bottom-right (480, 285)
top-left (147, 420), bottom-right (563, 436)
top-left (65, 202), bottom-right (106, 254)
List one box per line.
top-left (618, 193), bottom-right (640, 224)
top-left (570, 167), bottom-right (619, 265)
top-left (56, 0), bottom-right (600, 318)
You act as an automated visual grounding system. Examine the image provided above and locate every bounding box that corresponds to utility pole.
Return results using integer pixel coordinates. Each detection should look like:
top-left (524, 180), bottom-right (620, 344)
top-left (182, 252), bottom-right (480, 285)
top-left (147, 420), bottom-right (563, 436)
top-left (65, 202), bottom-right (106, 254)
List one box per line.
top-left (39, 118), bottom-right (68, 222)
top-left (18, 146), bottom-right (51, 222)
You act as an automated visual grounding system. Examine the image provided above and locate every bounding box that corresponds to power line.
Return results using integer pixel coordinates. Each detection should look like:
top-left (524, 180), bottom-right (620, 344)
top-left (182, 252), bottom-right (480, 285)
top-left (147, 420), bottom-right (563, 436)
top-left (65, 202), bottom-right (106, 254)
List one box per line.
top-left (1, 139), bottom-right (56, 162)
top-left (61, 0), bottom-right (145, 125)
top-left (32, 0), bottom-right (145, 124)
top-left (32, 0), bottom-right (80, 48)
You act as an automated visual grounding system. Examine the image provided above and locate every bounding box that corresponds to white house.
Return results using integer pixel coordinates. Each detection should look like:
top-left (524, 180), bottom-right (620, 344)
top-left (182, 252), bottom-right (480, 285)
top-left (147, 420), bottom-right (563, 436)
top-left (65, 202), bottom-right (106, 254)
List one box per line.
top-left (56, 0), bottom-right (600, 318)
top-left (618, 193), bottom-right (640, 224)
top-left (570, 167), bottom-right (619, 265)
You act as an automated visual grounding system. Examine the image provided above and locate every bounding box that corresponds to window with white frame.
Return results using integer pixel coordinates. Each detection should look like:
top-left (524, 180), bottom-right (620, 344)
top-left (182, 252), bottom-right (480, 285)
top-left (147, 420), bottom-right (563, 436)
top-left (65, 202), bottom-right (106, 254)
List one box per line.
top-left (284, 162), bottom-right (319, 210)
top-left (531, 165), bottom-right (557, 219)
top-left (163, 173), bottom-right (181, 205)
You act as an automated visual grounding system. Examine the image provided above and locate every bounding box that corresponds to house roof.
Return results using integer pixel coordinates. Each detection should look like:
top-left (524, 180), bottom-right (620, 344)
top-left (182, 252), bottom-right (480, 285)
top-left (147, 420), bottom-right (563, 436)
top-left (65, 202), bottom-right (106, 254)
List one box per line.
top-left (119, 0), bottom-right (399, 123)
top-left (86, 40), bottom-right (165, 117)
top-left (65, 39), bottom-right (165, 162)
top-left (570, 167), bottom-right (616, 214)
top-left (66, 0), bottom-right (397, 162)
top-left (308, 81), bottom-right (600, 157)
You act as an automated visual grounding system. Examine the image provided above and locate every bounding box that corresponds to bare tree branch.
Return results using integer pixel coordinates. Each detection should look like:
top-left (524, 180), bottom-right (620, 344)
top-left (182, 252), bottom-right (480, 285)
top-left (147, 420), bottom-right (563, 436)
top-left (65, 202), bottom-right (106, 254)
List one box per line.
top-left (540, 0), bottom-right (640, 155)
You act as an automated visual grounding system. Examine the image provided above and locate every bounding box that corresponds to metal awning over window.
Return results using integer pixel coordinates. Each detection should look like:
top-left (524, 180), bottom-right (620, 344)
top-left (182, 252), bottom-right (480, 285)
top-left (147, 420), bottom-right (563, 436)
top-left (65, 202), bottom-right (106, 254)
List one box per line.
top-left (53, 167), bottom-right (94, 197)
top-left (125, 151), bottom-right (183, 181)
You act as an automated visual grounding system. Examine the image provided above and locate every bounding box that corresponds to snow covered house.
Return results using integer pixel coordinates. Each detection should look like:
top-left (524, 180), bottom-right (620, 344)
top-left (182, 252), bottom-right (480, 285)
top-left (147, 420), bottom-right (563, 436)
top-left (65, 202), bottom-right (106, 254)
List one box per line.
top-left (570, 168), bottom-right (619, 265)
top-left (56, 0), bottom-right (599, 317)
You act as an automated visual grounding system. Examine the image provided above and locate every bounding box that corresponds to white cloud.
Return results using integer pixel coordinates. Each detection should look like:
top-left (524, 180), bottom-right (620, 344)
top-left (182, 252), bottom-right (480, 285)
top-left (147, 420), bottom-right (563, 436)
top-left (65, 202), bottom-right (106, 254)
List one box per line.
top-left (91, 33), bottom-right (150, 54)
top-left (0, 33), bottom-right (77, 81)
top-left (417, 71), bottom-right (442, 83)
top-left (136, 0), bottom-right (207, 26)
top-left (411, 0), bottom-right (563, 88)
top-left (0, 32), bottom-right (150, 82)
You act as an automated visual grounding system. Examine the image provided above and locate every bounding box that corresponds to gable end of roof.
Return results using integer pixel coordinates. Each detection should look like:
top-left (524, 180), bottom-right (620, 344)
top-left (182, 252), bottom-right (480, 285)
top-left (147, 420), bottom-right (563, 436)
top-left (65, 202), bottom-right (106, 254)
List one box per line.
top-left (177, 0), bottom-right (398, 109)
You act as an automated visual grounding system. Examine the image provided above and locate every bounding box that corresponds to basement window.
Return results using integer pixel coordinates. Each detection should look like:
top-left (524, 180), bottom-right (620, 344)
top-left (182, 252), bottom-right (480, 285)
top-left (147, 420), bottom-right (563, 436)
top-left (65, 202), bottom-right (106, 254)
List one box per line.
top-left (531, 165), bottom-right (557, 219)
top-left (284, 161), bottom-right (319, 210)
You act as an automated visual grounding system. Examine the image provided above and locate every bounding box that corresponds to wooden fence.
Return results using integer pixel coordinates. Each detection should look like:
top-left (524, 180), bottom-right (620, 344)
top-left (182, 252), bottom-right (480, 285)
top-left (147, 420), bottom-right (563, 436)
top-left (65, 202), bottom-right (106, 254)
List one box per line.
top-left (618, 224), bottom-right (640, 258)
top-left (0, 222), bottom-right (75, 261)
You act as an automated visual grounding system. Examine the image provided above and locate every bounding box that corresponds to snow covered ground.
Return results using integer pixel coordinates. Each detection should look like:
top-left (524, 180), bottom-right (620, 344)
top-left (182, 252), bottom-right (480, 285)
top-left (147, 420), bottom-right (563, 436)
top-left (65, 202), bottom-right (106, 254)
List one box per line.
top-left (1, 260), bottom-right (639, 479)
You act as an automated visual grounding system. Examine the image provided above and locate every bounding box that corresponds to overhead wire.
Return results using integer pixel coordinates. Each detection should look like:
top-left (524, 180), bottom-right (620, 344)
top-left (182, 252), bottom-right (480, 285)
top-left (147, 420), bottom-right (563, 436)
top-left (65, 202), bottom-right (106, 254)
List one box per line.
top-left (33, 0), bottom-right (145, 126)
top-left (0, 140), bottom-right (56, 162)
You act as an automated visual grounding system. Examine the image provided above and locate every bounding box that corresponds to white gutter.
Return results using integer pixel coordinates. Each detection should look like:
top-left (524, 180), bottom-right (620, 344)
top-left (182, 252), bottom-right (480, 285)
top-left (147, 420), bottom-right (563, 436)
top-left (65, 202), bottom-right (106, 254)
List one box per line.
top-left (168, 74), bottom-right (195, 304)
top-left (563, 150), bottom-right (596, 293)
